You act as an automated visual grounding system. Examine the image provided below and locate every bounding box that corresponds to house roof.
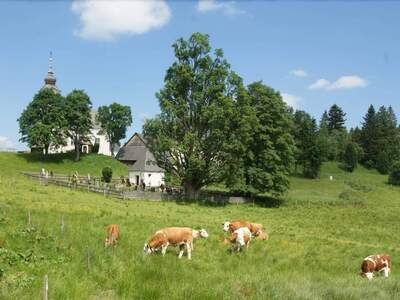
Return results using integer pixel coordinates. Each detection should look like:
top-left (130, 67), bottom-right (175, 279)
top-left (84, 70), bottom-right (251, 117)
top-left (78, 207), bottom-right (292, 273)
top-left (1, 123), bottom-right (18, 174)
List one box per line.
top-left (116, 133), bottom-right (163, 172)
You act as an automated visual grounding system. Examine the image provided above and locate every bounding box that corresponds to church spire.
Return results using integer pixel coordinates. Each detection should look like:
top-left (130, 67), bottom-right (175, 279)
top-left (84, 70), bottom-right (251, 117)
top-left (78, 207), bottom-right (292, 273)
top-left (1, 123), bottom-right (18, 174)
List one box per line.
top-left (42, 51), bottom-right (60, 93)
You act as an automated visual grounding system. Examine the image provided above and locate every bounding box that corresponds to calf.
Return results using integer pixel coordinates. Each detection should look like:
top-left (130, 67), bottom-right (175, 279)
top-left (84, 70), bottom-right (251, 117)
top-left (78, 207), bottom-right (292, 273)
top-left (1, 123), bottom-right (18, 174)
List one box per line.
top-left (143, 227), bottom-right (208, 259)
top-left (223, 220), bottom-right (264, 237)
top-left (361, 254), bottom-right (391, 280)
top-left (105, 224), bottom-right (120, 247)
top-left (228, 227), bottom-right (252, 252)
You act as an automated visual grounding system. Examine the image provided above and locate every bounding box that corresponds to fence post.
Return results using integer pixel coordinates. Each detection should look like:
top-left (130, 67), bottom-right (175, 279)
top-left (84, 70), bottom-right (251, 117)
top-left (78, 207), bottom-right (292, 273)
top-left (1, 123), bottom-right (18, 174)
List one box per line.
top-left (43, 275), bottom-right (48, 300)
top-left (61, 215), bottom-right (64, 236)
top-left (86, 247), bottom-right (91, 273)
top-left (28, 211), bottom-right (32, 228)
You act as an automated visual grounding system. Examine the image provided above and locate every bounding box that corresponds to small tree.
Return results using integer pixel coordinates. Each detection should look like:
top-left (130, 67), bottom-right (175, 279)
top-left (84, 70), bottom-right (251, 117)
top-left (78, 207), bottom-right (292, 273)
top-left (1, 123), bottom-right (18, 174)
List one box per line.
top-left (96, 103), bottom-right (132, 156)
top-left (388, 161), bottom-right (400, 186)
top-left (328, 104), bottom-right (346, 132)
top-left (64, 90), bottom-right (93, 161)
top-left (376, 151), bottom-right (391, 174)
top-left (343, 142), bottom-right (358, 172)
top-left (102, 167), bottom-right (113, 183)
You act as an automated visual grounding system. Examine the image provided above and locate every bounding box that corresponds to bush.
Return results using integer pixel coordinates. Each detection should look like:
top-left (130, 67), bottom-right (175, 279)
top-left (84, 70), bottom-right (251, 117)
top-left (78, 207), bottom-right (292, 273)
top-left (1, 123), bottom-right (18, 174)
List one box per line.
top-left (388, 161), bottom-right (400, 186)
top-left (102, 167), bottom-right (113, 183)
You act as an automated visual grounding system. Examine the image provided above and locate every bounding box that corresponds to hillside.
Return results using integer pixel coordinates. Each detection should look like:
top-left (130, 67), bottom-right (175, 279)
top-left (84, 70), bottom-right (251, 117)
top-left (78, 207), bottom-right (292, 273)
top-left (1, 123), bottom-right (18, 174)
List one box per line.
top-left (0, 153), bottom-right (399, 299)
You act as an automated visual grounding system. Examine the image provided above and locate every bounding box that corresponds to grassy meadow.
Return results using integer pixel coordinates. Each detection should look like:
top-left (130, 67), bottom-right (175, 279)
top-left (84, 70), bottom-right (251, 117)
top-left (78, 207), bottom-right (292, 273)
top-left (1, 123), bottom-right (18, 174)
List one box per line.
top-left (0, 152), bottom-right (399, 299)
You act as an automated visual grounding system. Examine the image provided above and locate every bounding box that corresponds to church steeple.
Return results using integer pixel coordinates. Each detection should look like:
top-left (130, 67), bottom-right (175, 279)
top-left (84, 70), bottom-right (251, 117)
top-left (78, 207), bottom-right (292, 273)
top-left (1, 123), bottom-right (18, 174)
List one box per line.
top-left (42, 52), bottom-right (60, 93)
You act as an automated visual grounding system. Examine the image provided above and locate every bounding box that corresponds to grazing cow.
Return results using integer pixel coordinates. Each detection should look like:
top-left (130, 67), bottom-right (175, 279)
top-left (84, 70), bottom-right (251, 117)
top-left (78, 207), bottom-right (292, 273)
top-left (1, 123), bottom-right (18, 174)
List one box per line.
top-left (361, 254), bottom-right (391, 280)
top-left (143, 227), bottom-right (208, 259)
top-left (227, 227), bottom-right (252, 252)
top-left (223, 220), bottom-right (265, 237)
top-left (105, 224), bottom-right (120, 247)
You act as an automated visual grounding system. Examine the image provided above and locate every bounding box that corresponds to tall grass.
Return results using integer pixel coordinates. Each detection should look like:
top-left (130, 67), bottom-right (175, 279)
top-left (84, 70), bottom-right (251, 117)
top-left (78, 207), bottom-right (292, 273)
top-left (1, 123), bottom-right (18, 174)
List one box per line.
top-left (0, 153), bottom-right (399, 299)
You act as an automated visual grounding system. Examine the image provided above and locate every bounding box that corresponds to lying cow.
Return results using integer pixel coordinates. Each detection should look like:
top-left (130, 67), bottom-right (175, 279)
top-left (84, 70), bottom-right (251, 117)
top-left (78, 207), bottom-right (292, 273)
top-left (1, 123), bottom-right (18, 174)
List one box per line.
top-left (105, 224), bottom-right (120, 247)
top-left (361, 254), bottom-right (391, 280)
top-left (226, 227), bottom-right (252, 252)
top-left (143, 227), bottom-right (208, 259)
top-left (223, 220), bottom-right (266, 239)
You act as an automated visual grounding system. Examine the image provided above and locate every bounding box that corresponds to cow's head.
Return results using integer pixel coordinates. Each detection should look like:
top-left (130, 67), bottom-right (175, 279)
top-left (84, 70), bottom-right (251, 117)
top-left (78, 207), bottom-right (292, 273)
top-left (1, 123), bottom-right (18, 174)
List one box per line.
top-left (222, 222), bottom-right (230, 232)
top-left (199, 229), bottom-right (209, 238)
top-left (143, 243), bottom-right (153, 254)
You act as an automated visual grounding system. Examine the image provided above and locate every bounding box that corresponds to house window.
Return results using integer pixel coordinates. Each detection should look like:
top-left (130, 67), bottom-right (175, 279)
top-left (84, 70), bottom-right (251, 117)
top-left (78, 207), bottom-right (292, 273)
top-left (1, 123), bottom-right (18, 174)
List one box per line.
top-left (70, 139), bottom-right (74, 146)
top-left (95, 138), bottom-right (100, 144)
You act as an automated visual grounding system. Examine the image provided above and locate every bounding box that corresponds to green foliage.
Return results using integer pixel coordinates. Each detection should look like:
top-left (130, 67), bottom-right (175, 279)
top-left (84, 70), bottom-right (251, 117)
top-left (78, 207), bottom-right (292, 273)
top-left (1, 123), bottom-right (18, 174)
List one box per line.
top-left (96, 103), bottom-right (132, 156)
top-left (327, 104), bottom-right (346, 132)
top-left (343, 142), bottom-right (358, 172)
top-left (226, 82), bottom-right (295, 197)
top-left (64, 90), bottom-right (93, 161)
top-left (101, 167), bottom-right (113, 183)
top-left (91, 143), bottom-right (99, 154)
top-left (143, 33), bottom-right (241, 198)
top-left (18, 89), bottom-right (66, 154)
top-left (292, 110), bottom-right (322, 178)
top-left (388, 160), bottom-right (400, 186)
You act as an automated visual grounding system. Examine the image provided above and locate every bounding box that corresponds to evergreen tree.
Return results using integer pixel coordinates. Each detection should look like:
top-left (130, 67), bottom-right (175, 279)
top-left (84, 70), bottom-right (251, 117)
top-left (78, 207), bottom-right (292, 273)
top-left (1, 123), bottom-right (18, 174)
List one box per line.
top-left (360, 105), bottom-right (379, 168)
top-left (292, 110), bottom-right (322, 178)
top-left (343, 142), bottom-right (358, 172)
top-left (317, 110), bottom-right (330, 161)
top-left (328, 104), bottom-right (346, 132)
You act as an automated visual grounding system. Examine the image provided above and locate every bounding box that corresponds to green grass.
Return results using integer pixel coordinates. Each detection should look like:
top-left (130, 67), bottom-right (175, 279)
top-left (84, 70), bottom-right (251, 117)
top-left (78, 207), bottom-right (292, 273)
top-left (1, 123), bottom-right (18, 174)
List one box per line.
top-left (0, 153), bottom-right (399, 299)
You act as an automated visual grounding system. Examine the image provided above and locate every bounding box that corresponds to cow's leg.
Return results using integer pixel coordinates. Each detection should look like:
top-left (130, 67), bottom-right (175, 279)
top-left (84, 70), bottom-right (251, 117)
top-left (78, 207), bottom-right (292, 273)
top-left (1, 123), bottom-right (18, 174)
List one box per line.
top-left (178, 244), bottom-right (185, 259)
top-left (186, 242), bottom-right (192, 260)
top-left (161, 243), bottom-right (169, 256)
top-left (246, 240), bottom-right (250, 250)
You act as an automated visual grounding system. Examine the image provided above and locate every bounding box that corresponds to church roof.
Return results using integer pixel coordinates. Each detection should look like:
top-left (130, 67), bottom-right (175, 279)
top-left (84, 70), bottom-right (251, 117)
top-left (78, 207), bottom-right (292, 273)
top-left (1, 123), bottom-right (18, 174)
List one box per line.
top-left (116, 133), bottom-right (163, 172)
top-left (42, 52), bottom-right (60, 93)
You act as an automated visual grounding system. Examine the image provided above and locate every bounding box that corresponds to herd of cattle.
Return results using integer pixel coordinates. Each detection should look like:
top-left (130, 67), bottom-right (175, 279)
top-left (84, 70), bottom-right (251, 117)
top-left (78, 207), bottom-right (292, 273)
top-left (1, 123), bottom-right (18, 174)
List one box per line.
top-left (104, 221), bottom-right (391, 280)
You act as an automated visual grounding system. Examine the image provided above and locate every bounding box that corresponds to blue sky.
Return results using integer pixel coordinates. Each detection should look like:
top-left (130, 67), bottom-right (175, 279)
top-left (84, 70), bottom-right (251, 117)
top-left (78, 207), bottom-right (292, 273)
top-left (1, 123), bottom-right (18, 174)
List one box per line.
top-left (0, 1), bottom-right (399, 150)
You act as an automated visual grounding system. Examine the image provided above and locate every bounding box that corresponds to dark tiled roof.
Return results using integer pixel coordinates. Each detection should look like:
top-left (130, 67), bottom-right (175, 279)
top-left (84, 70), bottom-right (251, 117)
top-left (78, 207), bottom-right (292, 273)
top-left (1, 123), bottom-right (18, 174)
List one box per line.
top-left (116, 133), bottom-right (163, 172)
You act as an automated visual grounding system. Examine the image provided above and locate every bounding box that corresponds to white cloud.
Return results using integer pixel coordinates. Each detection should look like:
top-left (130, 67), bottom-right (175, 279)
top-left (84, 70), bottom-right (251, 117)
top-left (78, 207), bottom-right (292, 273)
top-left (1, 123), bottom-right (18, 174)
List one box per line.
top-left (290, 69), bottom-right (308, 77)
top-left (308, 78), bottom-right (331, 90)
top-left (281, 93), bottom-right (301, 109)
top-left (0, 136), bottom-right (14, 149)
top-left (197, 0), bottom-right (245, 16)
top-left (328, 75), bottom-right (368, 90)
top-left (71, 0), bottom-right (171, 41)
top-left (309, 75), bottom-right (368, 91)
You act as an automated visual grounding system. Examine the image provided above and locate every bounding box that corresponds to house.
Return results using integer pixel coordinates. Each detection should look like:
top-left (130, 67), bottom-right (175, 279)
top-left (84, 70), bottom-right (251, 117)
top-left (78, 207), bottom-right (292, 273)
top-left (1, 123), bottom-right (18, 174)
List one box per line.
top-left (39, 53), bottom-right (114, 156)
top-left (116, 133), bottom-right (164, 187)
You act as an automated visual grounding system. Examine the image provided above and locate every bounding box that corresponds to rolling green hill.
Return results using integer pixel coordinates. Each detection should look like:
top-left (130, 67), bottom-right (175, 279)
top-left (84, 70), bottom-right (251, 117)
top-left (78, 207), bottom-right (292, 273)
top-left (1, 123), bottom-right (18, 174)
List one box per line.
top-left (0, 152), bottom-right (399, 299)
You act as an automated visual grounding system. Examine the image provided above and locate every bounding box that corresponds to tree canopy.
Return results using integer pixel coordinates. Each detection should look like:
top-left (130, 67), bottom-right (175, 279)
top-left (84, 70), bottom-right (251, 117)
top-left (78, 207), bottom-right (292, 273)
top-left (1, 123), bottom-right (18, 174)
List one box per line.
top-left (64, 90), bottom-right (93, 161)
top-left (96, 103), bottom-right (132, 156)
top-left (18, 89), bottom-right (66, 154)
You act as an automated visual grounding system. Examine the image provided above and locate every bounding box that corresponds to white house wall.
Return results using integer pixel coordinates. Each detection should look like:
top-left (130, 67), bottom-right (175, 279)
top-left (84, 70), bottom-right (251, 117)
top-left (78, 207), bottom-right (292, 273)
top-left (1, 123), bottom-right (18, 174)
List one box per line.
top-left (129, 171), bottom-right (164, 187)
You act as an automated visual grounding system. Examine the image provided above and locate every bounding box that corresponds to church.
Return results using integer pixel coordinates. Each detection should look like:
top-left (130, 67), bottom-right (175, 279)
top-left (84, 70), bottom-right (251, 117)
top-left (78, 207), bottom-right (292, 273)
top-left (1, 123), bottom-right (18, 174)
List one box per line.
top-left (39, 54), bottom-right (114, 156)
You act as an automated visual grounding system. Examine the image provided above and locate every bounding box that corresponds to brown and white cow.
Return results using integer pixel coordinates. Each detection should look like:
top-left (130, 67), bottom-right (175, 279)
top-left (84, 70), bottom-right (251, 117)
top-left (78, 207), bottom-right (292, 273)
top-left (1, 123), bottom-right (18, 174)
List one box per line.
top-left (143, 227), bottom-right (208, 259)
top-left (361, 254), bottom-right (391, 280)
top-left (223, 220), bottom-right (267, 239)
top-left (226, 227), bottom-right (252, 252)
top-left (105, 224), bottom-right (120, 247)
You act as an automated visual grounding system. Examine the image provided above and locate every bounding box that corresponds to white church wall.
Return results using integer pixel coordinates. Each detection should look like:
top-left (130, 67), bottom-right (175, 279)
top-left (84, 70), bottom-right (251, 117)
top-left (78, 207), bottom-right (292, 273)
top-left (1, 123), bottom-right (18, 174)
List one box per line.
top-left (128, 171), bottom-right (164, 187)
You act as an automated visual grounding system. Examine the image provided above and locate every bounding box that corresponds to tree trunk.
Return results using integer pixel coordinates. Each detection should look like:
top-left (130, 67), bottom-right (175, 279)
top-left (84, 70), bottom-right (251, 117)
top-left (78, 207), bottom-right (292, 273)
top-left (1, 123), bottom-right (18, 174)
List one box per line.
top-left (110, 143), bottom-right (114, 157)
top-left (75, 137), bottom-right (80, 162)
top-left (184, 181), bottom-right (200, 200)
top-left (44, 145), bottom-right (49, 156)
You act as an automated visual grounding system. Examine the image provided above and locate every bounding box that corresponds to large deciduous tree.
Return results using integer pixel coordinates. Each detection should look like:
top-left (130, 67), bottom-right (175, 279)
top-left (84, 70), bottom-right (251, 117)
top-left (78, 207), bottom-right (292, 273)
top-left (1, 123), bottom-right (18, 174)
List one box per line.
top-left (96, 103), bottom-right (132, 156)
top-left (228, 82), bottom-right (295, 196)
top-left (143, 33), bottom-right (242, 199)
top-left (18, 89), bottom-right (66, 155)
top-left (64, 90), bottom-right (93, 161)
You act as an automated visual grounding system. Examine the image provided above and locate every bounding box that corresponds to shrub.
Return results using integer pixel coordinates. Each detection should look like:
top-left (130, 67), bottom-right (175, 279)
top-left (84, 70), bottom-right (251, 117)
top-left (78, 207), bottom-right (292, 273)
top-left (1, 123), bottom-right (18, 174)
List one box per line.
top-left (102, 167), bottom-right (113, 183)
top-left (376, 151), bottom-right (391, 174)
top-left (388, 161), bottom-right (400, 186)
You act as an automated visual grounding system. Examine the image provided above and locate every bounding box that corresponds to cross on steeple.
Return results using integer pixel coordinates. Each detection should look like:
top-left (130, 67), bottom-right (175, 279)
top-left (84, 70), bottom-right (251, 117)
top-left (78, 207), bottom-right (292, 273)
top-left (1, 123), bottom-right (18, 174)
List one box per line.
top-left (42, 51), bottom-right (60, 93)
